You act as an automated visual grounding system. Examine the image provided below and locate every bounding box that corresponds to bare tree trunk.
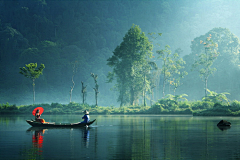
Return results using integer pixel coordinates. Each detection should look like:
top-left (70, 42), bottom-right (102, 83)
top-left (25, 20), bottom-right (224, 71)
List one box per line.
top-left (95, 91), bottom-right (98, 106)
top-left (70, 75), bottom-right (75, 103)
top-left (91, 73), bottom-right (99, 107)
top-left (81, 81), bottom-right (87, 104)
top-left (33, 79), bottom-right (35, 104)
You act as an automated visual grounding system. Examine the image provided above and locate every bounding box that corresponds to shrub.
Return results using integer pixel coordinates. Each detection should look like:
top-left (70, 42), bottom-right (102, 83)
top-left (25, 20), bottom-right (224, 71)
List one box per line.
top-left (179, 101), bottom-right (191, 109)
top-left (151, 103), bottom-right (164, 114)
top-left (230, 100), bottom-right (240, 112)
top-left (51, 103), bottom-right (63, 108)
top-left (191, 101), bottom-right (214, 110)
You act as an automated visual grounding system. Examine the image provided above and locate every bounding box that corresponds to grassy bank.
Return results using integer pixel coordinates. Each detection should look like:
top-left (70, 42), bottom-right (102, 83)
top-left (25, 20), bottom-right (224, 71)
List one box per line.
top-left (1, 99), bottom-right (240, 116)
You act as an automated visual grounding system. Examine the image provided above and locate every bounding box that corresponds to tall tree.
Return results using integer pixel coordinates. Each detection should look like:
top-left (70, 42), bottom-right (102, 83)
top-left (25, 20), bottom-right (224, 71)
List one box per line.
top-left (107, 24), bottom-right (153, 106)
top-left (19, 63), bottom-right (45, 104)
top-left (157, 45), bottom-right (186, 97)
top-left (192, 34), bottom-right (219, 98)
top-left (170, 48), bottom-right (188, 95)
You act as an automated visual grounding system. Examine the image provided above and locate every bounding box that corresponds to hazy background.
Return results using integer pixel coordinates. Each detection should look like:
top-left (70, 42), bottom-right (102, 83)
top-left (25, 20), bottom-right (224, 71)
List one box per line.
top-left (1, 0), bottom-right (240, 106)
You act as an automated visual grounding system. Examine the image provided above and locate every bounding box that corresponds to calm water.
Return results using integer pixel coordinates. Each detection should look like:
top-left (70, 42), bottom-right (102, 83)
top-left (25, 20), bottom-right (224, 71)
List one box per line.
top-left (0, 114), bottom-right (240, 160)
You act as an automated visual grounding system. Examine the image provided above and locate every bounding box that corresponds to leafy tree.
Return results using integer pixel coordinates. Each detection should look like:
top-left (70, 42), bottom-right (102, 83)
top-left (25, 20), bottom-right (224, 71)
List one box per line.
top-left (157, 45), bottom-right (186, 97)
top-left (19, 63), bottom-right (45, 104)
top-left (107, 24), bottom-right (153, 106)
top-left (91, 73), bottom-right (99, 107)
top-left (192, 34), bottom-right (219, 97)
top-left (182, 27), bottom-right (240, 101)
top-left (202, 89), bottom-right (229, 104)
top-left (170, 48), bottom-right (188, 95)
top-left (142, 62), bottom-right (158, 106)
top-left (147, 70), bottom-right (159, 106)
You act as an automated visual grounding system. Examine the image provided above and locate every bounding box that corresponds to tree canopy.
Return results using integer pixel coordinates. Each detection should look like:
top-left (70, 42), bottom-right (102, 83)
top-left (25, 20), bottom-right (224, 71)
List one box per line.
top-left (107, 24), bottom-right (154, 106)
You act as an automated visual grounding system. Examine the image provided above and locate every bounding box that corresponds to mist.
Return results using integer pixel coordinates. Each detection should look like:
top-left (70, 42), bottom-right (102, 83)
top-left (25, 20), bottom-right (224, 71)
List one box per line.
top-left (0, 0), bottom-right (240, 106)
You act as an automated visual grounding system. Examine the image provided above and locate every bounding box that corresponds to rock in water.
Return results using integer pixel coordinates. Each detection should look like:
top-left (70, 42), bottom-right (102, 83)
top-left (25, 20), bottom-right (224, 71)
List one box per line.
top-left (217, 120), bottom-right (231, 126)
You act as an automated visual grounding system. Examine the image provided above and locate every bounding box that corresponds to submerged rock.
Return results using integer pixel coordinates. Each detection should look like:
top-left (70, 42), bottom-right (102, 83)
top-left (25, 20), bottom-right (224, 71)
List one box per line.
top-left (217, 120), bottom-right (231, 126)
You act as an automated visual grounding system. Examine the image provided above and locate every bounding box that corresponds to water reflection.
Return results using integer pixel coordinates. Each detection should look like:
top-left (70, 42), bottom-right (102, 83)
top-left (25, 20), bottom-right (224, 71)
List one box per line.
top-left (26, 127), bottom-right (47, 155)
top-left (26, 126), bottom-right (91, 152)
top-left (217, 126), bottom-right (231, 131)
top-left (33, 129), bottom-right (45, 153)
top-left (82, 127), bottom-right (90, 148)
top-left (3, 115), bottom-right (240, 159)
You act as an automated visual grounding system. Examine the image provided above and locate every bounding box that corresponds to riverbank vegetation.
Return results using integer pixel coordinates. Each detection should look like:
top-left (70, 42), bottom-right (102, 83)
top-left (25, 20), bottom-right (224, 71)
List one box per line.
top-left (1, 92), bottom-right (240, 116)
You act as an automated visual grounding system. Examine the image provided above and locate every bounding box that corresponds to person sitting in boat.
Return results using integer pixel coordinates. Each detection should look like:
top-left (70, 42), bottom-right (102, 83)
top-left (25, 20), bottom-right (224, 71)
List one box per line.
top-left (81, 110), bottom-right (90, 123)
top-left (35, 109), bottom-right (46, 123)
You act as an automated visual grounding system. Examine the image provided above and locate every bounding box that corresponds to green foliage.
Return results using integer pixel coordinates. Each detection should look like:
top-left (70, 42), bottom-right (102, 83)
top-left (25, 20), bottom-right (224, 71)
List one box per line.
top-left (107, 24), bottom-right (154, 106)
top-left (19, 63), bottom-right (45, 104)
top-left (202, 89), bottom-right (230, 104)
top-left (165, 94), bottom-right (188, 102)
top-left (19, 63), bottom-right (45, 81)
top-left (3, 99), bottom-right (240, 116)
top-left (184, 27), bottom-right (240, 101)
top-left (51, 103), bottom-right (63, 108)
top-left (157, 46), bottom-right (187, 97)
top-left (230, 100), bottom-right (240, 111)
top-left (191, 101), bottom-right (214, 110)
top-left (0, 103), bottom-right (18, 113)
top-left (192, 34), bottom-right (219, 97)
top-left (178, 101), bottom-right (191, 109)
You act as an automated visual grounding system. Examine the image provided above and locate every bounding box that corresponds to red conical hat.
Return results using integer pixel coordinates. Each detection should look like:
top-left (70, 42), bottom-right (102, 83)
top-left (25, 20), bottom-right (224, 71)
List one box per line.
top-left (32, 107), bottom-right (44, 116)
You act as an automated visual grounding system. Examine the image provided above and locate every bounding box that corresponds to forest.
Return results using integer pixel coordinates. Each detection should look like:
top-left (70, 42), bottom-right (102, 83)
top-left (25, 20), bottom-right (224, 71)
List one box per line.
top-left (1, 0), bottom-right (240, 116)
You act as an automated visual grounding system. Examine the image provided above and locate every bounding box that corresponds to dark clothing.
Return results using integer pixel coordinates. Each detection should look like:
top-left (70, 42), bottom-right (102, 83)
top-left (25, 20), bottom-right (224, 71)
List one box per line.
top-left (82, 114), bottom-right (90, 123)
top-left (35, 113), bottom-right (41, 121)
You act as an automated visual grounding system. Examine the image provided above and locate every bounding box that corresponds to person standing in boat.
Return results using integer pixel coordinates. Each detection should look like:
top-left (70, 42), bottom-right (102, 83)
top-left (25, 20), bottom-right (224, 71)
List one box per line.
top-left (81, 110), bottom-right (90, 123)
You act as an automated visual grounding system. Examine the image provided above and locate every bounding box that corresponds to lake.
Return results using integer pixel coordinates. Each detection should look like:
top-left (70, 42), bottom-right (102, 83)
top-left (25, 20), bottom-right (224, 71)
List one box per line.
top-left (0, 114), bottom-right (240, 160)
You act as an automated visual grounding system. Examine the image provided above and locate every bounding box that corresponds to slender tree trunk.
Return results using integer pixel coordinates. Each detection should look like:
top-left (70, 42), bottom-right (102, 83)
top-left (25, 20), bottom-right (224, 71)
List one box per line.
top-left (205, 47), bottom-right (208, 98)
top-left (205, 77), bottom-right (208, 98)
top-left (95, 92), bottom-right (98, 106)
top-left (162, 79), bottom-right (166, 98)
top-left (162, 61), bottom-right (166, 98)
top-left (70, 75), bottom-right (75, 103)
top-left (130, 87), bottom-right (135, 106)
top-left (120, 87), bottom-right (124, 107)
top-left (143, 92), bottom-right (146, 106)
top-left (81, 82), bottom-right (85, 104)
top-left (33, 79), bottom-right (35, 104)
top-left (143, 75), bottom-right (146, 106)
top-left (82, 92), bottom-right (85, 104)
top-left (70, 86), bottom-right (72, 102)
top-left (151, 87), bottom-right (154, 106)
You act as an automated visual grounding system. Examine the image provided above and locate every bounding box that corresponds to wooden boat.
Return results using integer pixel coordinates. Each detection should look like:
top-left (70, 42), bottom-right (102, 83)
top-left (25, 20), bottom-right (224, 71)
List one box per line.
top-left (26, 119), bottom-right (96, 128)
